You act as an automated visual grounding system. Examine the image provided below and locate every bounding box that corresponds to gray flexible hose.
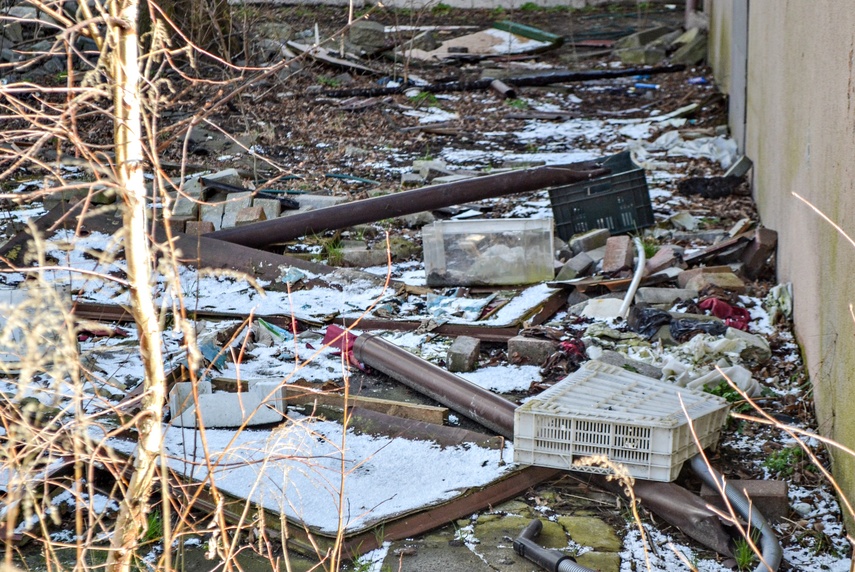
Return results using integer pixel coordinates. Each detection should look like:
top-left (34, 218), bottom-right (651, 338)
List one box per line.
top-left (690, 454), bottom-right (783, 572)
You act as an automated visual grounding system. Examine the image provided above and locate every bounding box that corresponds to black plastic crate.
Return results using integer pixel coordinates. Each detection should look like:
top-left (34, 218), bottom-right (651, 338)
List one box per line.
top-left (549, 150), bottom-right (654, 241)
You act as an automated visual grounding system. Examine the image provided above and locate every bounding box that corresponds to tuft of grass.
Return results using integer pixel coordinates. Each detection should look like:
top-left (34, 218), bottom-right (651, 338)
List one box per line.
top-left (733, 537), bottom-right (756, 571)
top-left (505, 98), bottom-right (528, 110)
top-left (318, 75), bottom-right (342, 88)
top-left (409, 91), bottom-right (438, 107)
top-left (431, 2), bottom-right (452, 15)
top-left (144, 510), bottom-right (163, 543)
top-left (519, 1), bottom-right (541, 11)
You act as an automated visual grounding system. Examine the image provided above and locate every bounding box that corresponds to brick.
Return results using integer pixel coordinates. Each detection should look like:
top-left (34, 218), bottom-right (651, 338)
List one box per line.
top-left (570, 228), bottom-right (610, 255)
top-left (252, 197), bottom-right (282, 221)
top-left (684, 271), bottom-right (746, 294)
top-left (635, 287), bottom-right (698, 306)
top-left (700, 479), bottom-right (789, 522)
top-left (447, 336), bottom-right (480, 373)
top-left (507, 336), bottom-right (557, 366)
top-left (220, 192), bottom-right (253, 228)
top-left (645, 245), bottom-right (683, 275)
top-left (741, 227), bottom-right (778, 279)
top-left (676, 265), bottom-right (733, 289)
top-left (185, 220), bottom-right (215, 235)
top-left (234, 206), bottom-right (267, 226)
top-left (602, 235), bottom-right (634, 274)
top-left (164, 215), bottom-right (194, 236)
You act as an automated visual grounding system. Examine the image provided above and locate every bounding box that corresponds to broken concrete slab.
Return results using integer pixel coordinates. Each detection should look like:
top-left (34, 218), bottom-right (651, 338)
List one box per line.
top-left (677, 265), bottom-right (733, 289)
top-left (569, 228), bottom-right (609, 255)
top-left (349, 20), bottom-right (387, 51)
top-left (620, 45), bottom-right (666, 65)
top-left (671, 31), bottom-right (708, 65)
top-left (200, 201), bottom-right (225, 230)
top-left (635, 287), bottom-right (698, 306)
top-left (507, 336), bottom-right (557, 366)
top-left (684, 271), bottom-right (746, 294)
top-left (169, 380), bottom-right (284, 428)
top-left (555, 252), bottom-right (594, 281)
top-left (590, 349), bottom-right (663, 380)
top-left (557, 515), bottom-right (622, 552)
top-left (447, 336), bottom-right (480, 373)
top-left (614, 26), bottom-right (672, 50)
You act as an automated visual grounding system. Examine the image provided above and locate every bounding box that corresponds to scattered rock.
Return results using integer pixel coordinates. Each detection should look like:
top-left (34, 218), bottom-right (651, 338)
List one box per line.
top-left (508, 336), bottom-right (558, 366)
top-left (570, 228), bottom-right (610, 255)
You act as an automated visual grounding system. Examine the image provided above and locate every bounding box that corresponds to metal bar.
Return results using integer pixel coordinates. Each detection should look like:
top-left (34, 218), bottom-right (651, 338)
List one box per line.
top-left (205, 162), bottom-right (608, 248)
top-left (352, 333), bottom-right (518, 439)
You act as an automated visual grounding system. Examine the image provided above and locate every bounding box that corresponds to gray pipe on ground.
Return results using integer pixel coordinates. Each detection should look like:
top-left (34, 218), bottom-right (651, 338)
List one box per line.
top-left (205, 162), bottom-right (607, 248)
top-left (351, 333), bottom-right (517, 440)
top-left (689, 455), bottom-right (783, 572)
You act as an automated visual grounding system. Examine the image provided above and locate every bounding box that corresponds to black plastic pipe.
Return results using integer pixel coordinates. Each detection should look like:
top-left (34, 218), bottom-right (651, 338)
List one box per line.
top-left (514, 520), bottom-right (596, 572)
top-left (352, 333), bottom-right (517, 439)
top-left (205, 161), bottom-right (607, 248)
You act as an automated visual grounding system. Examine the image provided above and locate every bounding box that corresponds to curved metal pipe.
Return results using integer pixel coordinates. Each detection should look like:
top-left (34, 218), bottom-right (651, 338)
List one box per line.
top-left (689, 455), bottom-right (783, 572)
top-left (352, 333), bottom-right (517, 439)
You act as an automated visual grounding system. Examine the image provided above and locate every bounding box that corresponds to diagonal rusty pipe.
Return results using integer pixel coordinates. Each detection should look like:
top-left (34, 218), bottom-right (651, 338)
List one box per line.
top-left (205, 161), bottom-right (608, 249)
top-left (352, 333), bottom-right (518, 440)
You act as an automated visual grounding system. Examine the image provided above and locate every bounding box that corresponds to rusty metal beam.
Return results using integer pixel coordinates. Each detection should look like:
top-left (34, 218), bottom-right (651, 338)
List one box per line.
top-left (205, 162), bottom-right (608, 248)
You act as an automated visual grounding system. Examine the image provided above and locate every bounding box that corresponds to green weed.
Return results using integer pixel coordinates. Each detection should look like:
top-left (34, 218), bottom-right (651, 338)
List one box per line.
top-left (431, 2), bottom-right (452, 15)
top-left (763, 446), bottom-right (803, 477)
top-left (318, 75), bottom-right (342, 88)
top-left (409, 91), bottom-right (438, 107)
top-left (733, 537), bottom-right (756, 571)
top-left (506, 98), bottom-right (528, 110)
top-left (519, 2), bottom-right (541, 11)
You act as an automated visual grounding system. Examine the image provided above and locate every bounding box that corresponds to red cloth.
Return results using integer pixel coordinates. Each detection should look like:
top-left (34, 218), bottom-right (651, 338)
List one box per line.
top-left (322, 325), bottom-right (366, 371)
top-left (698, 298), bottom-right (751, 331)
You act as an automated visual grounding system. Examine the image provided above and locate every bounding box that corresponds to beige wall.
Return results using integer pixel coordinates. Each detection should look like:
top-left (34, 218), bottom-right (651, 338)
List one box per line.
top-left (714, 0), bottom-right (855, 525)
top-left (706, 0), bottom-right (733, 94)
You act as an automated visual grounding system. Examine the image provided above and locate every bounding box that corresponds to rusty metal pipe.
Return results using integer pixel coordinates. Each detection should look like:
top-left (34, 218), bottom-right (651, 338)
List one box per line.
top-left (205, 162), bottom-right (608, 248)
top-left (352, 333), bottom-right (517, 439)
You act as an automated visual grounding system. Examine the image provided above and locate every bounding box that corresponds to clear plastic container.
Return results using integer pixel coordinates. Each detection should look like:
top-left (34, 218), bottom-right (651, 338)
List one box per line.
top-left (422, 219), bottom-right (554, 287)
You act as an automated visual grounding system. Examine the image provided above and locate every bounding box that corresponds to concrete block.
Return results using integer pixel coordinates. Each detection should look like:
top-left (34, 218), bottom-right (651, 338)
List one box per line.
top-left (349, 20), bottom-right (386, 50)
top-left (684, 272), bottom-right (746, 294)
top-left (235, 206), bottom-right (267, 226)
top-left (169, 380), bottom-right (212, 418)
top-left (570, 228), bottom-right (609, 255)
top-left (645, 245), bottom-right (683, 275)
top-left (677, 265), bottom-right (733, 289)
top-left (186, 220), bottom-right (215, 235)
top-left (252, 197), bottom-right (283, 221)
top-left (602, 236), bottom-right (633, 274)
top-left (671, 33), bottom-right (708, 65)
top-left (220, 191), bottom-right (253, 228)
top-left (700, 479), bottom-right (789, 522)
top-left (412, 159), bottom-right (455, 181)
top-left (447, 336), bottom-right (480, 373)
top-left (200, 201), bottom-right (224, 230)
top-left (401, 172), bottom-right (425, 186)
top-left (559, 252), bottom-right (594, 280)
top-left (586, 245), bottom-right (606, 265)
top-left (741, 227), bottom-right (778, 279)
top-left (614, 26), bottom-right (672, 50)
top-left (620, 45), bottom-right (666, 65)
top-left (635, 287), bottom-right (698, 306)
top-left (507, 336), bottom-right (557, 366)
top-left (341, 247), bottom-right (388, 268)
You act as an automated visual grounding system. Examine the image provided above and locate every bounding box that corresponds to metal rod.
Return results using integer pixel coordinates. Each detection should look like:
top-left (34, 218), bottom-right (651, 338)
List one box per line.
top-left (205, 161), bottom-right (608, 248)
top-left (352, 333), bottom-right (518, 439)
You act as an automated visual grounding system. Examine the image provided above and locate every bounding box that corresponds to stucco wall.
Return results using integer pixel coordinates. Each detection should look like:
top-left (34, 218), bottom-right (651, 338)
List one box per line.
top-left (706, 0), bottom-right (733, 94)
top-left (740, 1), bottom-right (855, 525)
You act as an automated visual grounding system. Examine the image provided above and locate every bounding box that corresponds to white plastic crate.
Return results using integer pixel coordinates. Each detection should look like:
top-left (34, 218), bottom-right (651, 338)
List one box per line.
top-left (514, 360), bottom-right (730, 482)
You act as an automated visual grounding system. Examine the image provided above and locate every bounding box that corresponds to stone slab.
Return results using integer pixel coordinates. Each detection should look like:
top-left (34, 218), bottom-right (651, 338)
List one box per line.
top-left (507, 336), bottom-right (557, 366)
